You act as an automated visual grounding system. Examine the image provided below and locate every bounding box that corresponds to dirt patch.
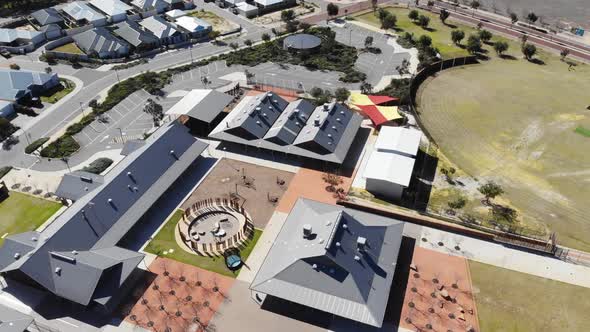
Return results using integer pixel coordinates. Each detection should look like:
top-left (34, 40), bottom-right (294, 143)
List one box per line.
top-left (188, 10), bottom-right (239, 34)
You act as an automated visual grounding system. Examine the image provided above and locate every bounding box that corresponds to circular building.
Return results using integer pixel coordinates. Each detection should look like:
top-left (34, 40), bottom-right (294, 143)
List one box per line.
top-left (176, 198), bottom-right (254, 257)
top-left (283, 33), bottom-right (322, 53)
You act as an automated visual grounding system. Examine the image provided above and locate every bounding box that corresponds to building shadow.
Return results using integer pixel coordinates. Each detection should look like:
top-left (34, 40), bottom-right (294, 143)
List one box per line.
top-left (260, 295), bottom-right (334, 329)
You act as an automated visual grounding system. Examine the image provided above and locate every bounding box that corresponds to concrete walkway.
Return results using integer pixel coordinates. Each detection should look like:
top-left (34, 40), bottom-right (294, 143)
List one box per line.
top-left (418, 226), bottom-right (590, 289)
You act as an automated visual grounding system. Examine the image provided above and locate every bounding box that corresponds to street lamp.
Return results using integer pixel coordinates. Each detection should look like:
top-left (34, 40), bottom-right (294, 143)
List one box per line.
top-left (189, 45), bottom-right (194, 64)
top-left (116, 127), bottom-right (124, 143)
top-left (114, 68), bottom-right (120, 83)
top-left (79, 102), bottom-right (86, 117)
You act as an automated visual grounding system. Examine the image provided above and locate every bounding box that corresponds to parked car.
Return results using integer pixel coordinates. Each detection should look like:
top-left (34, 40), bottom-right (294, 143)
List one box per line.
top-left (0, 50), bottom-right (11, 58)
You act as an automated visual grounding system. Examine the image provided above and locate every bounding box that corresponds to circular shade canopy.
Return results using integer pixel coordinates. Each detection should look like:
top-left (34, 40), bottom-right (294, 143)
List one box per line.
top-left (226, 255), bottom-right (242, 269)
top-left (283, 34), bottom-right (322, 50)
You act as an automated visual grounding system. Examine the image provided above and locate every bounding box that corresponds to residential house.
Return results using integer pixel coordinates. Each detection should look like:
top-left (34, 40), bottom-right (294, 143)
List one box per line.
top-left (174, 16), bottom-right (211, 38)
top-left (113, 20), bottom-right (160, 52)
top-left (139, 15), bottom-right (183, 45)
top-left (0, 29), bottom-right (45, 48)
top-left (62, 2), bottom-right (108, 26)
top-left (89, 0), bottom-right (133, 23)
top-left (30, 8), bottom-right (65, 27)
top-left (72, 27), bottom-right (130, 58)
top-left (0, 69), bottom-right (59, 103)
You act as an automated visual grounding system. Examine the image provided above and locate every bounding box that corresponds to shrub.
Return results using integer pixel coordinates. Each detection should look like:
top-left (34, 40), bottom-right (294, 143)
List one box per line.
top-left (0, 166), bottom-right (12, 180)
top-left (40, 135), bottom-right (80, 158)
top-left (82, 158), bottom-right (113, 174)
top-left (25, 137), bottom-right (49, 154)
top-left (9, 63), bottom-right (20, 70)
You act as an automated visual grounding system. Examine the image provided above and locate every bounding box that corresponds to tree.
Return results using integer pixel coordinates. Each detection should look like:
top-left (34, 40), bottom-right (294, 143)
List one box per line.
top-left (244, 69), bottom-right (255, 84)
top-left (9, 63), bottom-right (19, 70)
top-left (451, 30), bottom-right (465, 45)
top-left (470, 0), bottom-right (480, 10)
top-left (493, 41), bottom-right (509, 55)
top-left (521, 43), bottom-right (537, 60)
top-left (439, 9), bottom-right (450, 24)
top-left (560, 48), bottom-right (570, 61)
top-left (281, 9), bottom-right (295, 22)
top-left (261, 33), bottom-right (271, 42)
top-left (377, 8), bottom-right (389, 21)
top-left (478, 29), bottom-right (492, 43)
top-left (509, 12), bottom-right (518, 25)
top-left (396, 58), bottom-right (411, 75)
top-left (360, 81), bottom-right (372, 94)
top-left (371, 0), bottom-right (378, 12)
top-left (88, 99), bottom-right (98, 109)
top-left (478, 181), bottom-right (504, 204)
top-left (0, 118), bottom-right (18, 142)
top-left (526, 12), bottom-right (538, 24)
top-left (466, 34), bottom-right (482, 54)
top-left (322, 172), bottom-right (343, 192)
top-left (310, 87), bottom-right (324, 99)
top-left (364, 36), bottom-right (374, 49)
top-left (334, 87), bottom-right (350, 103)
top-left (447, 196), bottom-right (467, 211)
top-left (327, 3), bottom-right (339, 19)
top-left (285, 21), bottom-right (299, 33)
top-left (417, 35), bottom-right (432, 49)
top-left (44, 67), bottom-right (52, 74)
top-left (229, 42), bottom-right (239, 50)
top-left (381, 13), bottom-right (397, 30)
top-left (299, 22), bottom-right (311, 31)
top-left (417, 15), bottom-right (430, 29)
top-left (244, 39), bottom-right (253, 47)
top-left (143, 99), bottom-right (164, 126)
top-left (408, 10), bottom-right (419, 21)
top-left (427, 0), bottom-right (434, 7)
top-left (208, 30), bottom-right (220, 43)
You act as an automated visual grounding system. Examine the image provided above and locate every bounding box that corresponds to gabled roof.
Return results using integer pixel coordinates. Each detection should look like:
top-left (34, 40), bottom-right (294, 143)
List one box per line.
top-left (0, 29), bottom-right (43, 44)
top-left (0, 120), bottom-right (207, 307)
top-left (363, 150), bottom-right (415, 187)
top-left (72, 27), bottom-right (129, 54)
top-left (0, 69), bottom-right (57, 102)
top-left (89, 0), bottom-right (132, 16)
top-left (174, 16), bottom-right (211, 33)
top-left (113, 20), bottom-right (159, 47)
top-left (251, 198), bottom-right (404, 327)
top-left (253, 0), bottom-right (285, 6)
top-left (39, 23), bottom-right (62, 32)
top-left (139, 15), bottom-right (179, 39)
top-left (131, 0), bottom-right (170, 11)
top-left (165, 9), bottom-right (186, 18)
top-left (0, 304), bottom-right (33, 332)
top-left (165, 89), bottom-right (233, 123)
top-left (55, 171), bottom-right (104, 201)
top-left (375, 126), bottom-right (422, 157)
top-left (209, 92), bottom-right (362, 164)
top-left (31, 8), bottom-right (64, 26)
top-left (63, 2), bottom-right (106, 23)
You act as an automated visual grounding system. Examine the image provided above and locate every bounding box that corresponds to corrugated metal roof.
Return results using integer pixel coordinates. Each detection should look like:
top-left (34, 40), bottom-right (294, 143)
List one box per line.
top-left (72, 27), bottom-right (129, 54)
top-left (363, 150), bottom-right (415, 187)
top-left (89, 0), bottom-right (132, 16)
top-left (63, 2), bottom-right (106, 23)
top-left (31, 8), bottom-right (64, 26)
top-left (55, 171), bottom-right (104, 201)
top-left (0, 28), bottom-right (43, 44)
top-left (113, 20), bottom-right (159, 47)
top-left (0, 69), bottom-right (57, 102)
top-left (165, 89), bottom-right (233, 123)
top-left (0, 304), bottom-right (33, 332)
top-left (375, 126), bottom-right (422, 157)
top-left (139, 15), bottom-right (179, 39)
top-left (175, 16), bottom-right (211, 33)
top-left (250, 198), bottom-right (404, 327)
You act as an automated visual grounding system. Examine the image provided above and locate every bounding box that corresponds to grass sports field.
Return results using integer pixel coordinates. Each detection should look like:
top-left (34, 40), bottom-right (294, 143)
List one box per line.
top-left (0, 192), bottom-right (62, 246)
top-left (470, 261), bottom-right (590, 331)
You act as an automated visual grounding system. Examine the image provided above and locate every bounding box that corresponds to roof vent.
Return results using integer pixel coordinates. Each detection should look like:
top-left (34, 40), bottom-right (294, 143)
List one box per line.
top-left (262, 113), bottom-right (267, 117)
top-left (294, 109), bottom-right (299, 113)
top-left (314, 119), bottom-right (320, 126)
top-left (312, 264), bottom-right (318, 270)
top-left (108, 198), bottom-right (113, 204)
top-left (267, 92), bottom-right (273, 97)
top-left (318, 238), bottom-right (324, 244)
top-left (357, 237), bottom-right (367, 251)
top-left (342, 224), bottom-right (348, 230)
top-left (273, 99), bottom-right (278, 103)
top-left (332, 126), bottom-right (337, 130)
top-left (80, 176), bottom-right (93, 183)
top-left (335, 242), bottom-right (341, 247)
top-left (327, 142), bottom-right (332, 145)
top-left (256, 120), bottom-right (261, 125)
top-left (14, 253), bottom-right (20, 260)
top-left (323, 103), bottom-right (329, 111)
top-left (72, 250), bottom-right (78, 255)
top-left (55, 267), bottom-right (61, 275)
top-left (327, 134), bottom-right (332, 138)
top-left (340, 111), bottom-right (345, 114)
top-left (354, 255), bottom-right (361, 262)
top-left (84, 187), bottom-right (89, 192)
top-left (268, 106), bottom-right (273, 110)
top-left (31, 237), bottom-right (37, 242)
top-left (303, 224), bottom-right (312, 238)
top-left (170, 150), bottom-right (178, 160)
top-left (127, 171), bottom-right (132, 177)
top-left (336, 118), bottom-right (341, 122)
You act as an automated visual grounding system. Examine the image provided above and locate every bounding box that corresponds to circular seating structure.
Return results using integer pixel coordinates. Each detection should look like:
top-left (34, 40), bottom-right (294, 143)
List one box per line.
top-left (176, 198), bottom-right (254, 257)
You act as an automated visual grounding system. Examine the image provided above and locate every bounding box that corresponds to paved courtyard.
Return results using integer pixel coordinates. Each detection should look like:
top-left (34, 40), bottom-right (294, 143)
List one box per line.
top-left (180, 159), bottom-right (295, 229)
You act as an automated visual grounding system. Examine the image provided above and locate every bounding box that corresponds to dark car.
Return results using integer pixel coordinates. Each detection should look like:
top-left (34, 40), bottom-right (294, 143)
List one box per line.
top-left (0, 49), bottom-right (11, 58)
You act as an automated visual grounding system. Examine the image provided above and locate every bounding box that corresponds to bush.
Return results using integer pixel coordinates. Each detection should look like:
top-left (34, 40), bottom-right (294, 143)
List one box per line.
top-left (25, 137), bottom-right (49, 154)
top-left (82, 158), bottom-right (113, 174)
top-left (40, 135), bottom-right (80, 158)
top-left (0, 118), bottom-right (18, 142)
top-left (0, 166), bottom-right (12, 180)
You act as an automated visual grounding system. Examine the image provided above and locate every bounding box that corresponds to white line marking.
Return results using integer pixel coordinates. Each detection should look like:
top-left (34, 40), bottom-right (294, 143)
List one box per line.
top-left (1, 233), bottom-right (8, 239)
top-left (56, 319), bottom-right (79, 328)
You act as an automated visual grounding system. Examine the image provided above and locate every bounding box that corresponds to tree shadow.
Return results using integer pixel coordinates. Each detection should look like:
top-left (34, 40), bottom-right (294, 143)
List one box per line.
top-left (422, 27), bottom-right (437, 32)
top-left (528, 58), bottom-right (546, 65)
top-left (499, 54), bottom-right (517, 60)
top-left (444, 23), bottom-right (457, 29)
top-left (475, 53), bottom-right (490, 61)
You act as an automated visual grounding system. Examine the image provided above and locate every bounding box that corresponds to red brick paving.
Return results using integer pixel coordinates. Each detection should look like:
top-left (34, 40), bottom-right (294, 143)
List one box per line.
top-left (400, 247), bottom-right (480, 332)
top-left (123, 258), bottom-right (235, 332)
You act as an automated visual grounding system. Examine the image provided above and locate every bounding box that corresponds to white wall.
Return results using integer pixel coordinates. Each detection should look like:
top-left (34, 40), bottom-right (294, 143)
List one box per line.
top-left (365, 178), bottom-right (404, 201)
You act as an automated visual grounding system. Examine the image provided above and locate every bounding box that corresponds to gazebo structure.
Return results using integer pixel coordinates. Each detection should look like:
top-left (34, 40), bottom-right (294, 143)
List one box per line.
top-left (176, 198), bottom-right (254, 256)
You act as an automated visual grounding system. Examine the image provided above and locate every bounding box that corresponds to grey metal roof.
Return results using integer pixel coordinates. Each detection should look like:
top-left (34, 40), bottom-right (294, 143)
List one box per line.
top-left (0, 69), bottom-right (57, 102)
top-left (39, 23), bottom-right (62, 32)
top-left (166, 89), bottom-right (233, 123)
top-left (139, 15), bottom-right (179, 39)
top-left (120, 139), bottom-right (146, 155)
top-left (0, 28), bottom-right (43, 44)
top-left (113, 20), bottom-right (159, 47)
top-left (72, 27), bottom-right (130, 55)
top-left (62, 2), bottom-right (106, 23)
top-left (0, 120), bottom-right (208, 308)
top-left (250, 198), bottom-right (404, 327)
top-left (0, 304), bottom-right (33, 332)
top-left (31, 8), bottom-right (64, 26)
top-left (209, 92), bottom-right (362, 164)
top-left (55, 170), bottom-right (104, 201)
top-left (131, 0), bottom-right (169, 12)
top-left (89, 0), bottom-right (132, 17)
top-left (283, 33), bottom-right (321, 50)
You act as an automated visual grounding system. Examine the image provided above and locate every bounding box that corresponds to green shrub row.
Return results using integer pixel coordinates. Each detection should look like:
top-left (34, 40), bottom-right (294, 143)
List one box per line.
top-left (40, 135), bottom-right (80, 158)
top-left (0, 166), bottom-right (12, 180)
top-left (24, 137), bottom-right (49, 154)
top-left (82, 158), bottom-right (113, 174)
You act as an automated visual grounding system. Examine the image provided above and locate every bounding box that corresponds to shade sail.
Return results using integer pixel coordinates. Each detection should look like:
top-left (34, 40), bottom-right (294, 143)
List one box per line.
top-left (358, 105), bottom-right (402, 126)
top-left (350, 92), bottom-right (398, 106)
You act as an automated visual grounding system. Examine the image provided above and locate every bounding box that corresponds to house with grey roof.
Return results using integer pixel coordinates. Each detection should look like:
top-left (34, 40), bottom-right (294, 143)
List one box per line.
top-left (39, 23), bottom-right (63, 40)
top-left (0, 101), bottom-right (15, 119)
top-left (0, 120), bottom-right (208, 312)
top-left (55, 171), bottom-right (105, 201)
top-left (251, 198), bottom-right (404, 327)
top-left (62, 2), bottom-right (107, 26)
top-left (113, 20), bottom-right (160, 51)
top-left (209, 91), bottom-right (363, 164)
top-left (72, 27), bottom-right (130, 58)
top-left (174, 16), bottom-right (211, 38)
top-left (0, 69), bottom-right (59, 103)
top-left (0, 304), bottom-right (33, 332)
top-left (131, 0), bottom-right (182, 14)
top-left (89, 0), bottom-right (133, 23)
top-left (139, 15), bottom-right (184, 44)
top-left (0, 29), bottom-right (45, 48)
top-left (31, 8), bottom-right (65, 27)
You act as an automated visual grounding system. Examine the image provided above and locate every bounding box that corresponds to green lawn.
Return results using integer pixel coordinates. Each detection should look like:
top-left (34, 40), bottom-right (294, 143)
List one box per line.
top-left (0, 192), bottom-right (62, 247)
top-left (575, 126), bottom-right (590, 137)
top-left (356, 7), bottom-right (514, 58)
top-left (52, 42), bottom-right (83, 54)
top-left (470, 261), bottom-right (590, 331)
top-left (40, 79), bottom-right (75, 104)
top-left (144, 210), bottom-right (262, 278)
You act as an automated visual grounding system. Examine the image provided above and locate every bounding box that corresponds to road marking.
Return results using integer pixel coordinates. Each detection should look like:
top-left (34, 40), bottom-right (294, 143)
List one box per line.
top-left (100, 135), bottom-right (109, 143)
top-left (1, 233), bottom-right (8, 239)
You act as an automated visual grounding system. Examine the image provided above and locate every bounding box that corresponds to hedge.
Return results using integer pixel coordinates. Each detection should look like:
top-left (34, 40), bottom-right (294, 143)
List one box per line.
top-left (40, 135), bottom-right (80, 158)
top-left (24, 137), bottom-right (49, 154)
top-left (0, 166), bottom-right (12, 180)
top-left (82, 158), bottom-right (113, 174)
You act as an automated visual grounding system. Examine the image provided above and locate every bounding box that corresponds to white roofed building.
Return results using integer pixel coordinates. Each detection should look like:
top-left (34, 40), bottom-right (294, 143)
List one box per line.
top-left (62, 2), bottom-right (107, 26)
top-left (89, 0), bottom-right (132, 23)
top-left (375, 126), bottom-right (422, 157)
top-left (174, 16), bottom-right (211, 37)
